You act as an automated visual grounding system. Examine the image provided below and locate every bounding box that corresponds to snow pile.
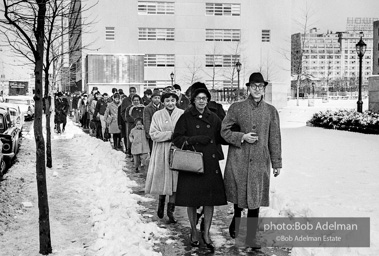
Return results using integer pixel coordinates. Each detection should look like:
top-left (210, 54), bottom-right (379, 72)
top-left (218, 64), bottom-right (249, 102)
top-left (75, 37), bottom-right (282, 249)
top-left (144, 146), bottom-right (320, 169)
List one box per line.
top-left (26, 117), bottom-right (167, 256)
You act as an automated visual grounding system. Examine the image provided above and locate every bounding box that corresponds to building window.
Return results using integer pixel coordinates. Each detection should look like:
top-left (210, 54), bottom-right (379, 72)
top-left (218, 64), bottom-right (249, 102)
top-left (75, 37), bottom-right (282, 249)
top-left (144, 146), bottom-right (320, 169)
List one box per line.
top-left (206, 29), bottom-right (240, 41)
top-left (138, 28), bottom-right (175, 40)
top-left (144, 54), bottom-right (175, 67)
top-left (105, 27), bottom-right (115, 40)
top-left (138, 1), bottom-right (174, 15)
top-left (205, 54), bottom-right (240, 67)
top-left (145, 80), bottom-right (172, 87)
top-left (262, 30), bottom-right (270, 42)
top-left (205, 3), bottom-right (240, 16)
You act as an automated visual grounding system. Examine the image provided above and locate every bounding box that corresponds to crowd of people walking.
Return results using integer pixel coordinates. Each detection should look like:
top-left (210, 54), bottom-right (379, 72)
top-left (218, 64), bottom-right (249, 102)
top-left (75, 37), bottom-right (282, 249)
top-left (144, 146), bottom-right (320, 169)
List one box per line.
top-left (58, 72), bottom-right (282, 252)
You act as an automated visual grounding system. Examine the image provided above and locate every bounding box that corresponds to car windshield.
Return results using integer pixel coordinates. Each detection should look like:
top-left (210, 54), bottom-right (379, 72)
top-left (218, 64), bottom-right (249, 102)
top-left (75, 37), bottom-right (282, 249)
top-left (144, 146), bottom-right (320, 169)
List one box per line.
top-left (6, 99), bottom-right (30, 105)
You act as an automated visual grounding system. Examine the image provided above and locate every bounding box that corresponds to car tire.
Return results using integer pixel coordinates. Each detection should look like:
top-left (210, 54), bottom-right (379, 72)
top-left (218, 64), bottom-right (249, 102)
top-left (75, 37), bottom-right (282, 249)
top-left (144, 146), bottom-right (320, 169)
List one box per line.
top-left (0, 159), bottom-right (6, 176)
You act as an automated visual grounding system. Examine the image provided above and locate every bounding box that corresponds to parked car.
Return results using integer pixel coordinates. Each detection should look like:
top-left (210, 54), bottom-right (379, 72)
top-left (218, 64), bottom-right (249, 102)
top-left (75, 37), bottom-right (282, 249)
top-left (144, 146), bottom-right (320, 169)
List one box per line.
top-left (0, 109), bottom-right (21, 166)
top-left (4, 95), bottom-right (35, 121)
top-left (0, 103), bottom-right (24, 132)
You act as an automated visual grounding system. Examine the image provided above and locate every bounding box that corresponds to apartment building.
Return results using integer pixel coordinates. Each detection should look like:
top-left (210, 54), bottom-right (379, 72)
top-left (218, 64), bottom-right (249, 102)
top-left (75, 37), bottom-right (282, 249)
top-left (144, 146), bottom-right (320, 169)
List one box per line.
top-left (373, 21), bottom-right (379, 75)
top-left (292, 17), bottom-right (377, 91)
top-left (71, 0), bottom-right (291, 108)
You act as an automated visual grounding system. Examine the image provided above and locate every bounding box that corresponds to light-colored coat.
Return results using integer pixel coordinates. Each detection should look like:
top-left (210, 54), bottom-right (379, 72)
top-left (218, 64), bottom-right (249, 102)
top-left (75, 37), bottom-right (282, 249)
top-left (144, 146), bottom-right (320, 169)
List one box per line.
top-left (145, 107), bottom-right (184, 195)
top-left (104, 101), bottom-right (121, 134)
top-left (129, 127), bottom-right (150, 155)
top-left (221, 95), bottom-right (282, 209)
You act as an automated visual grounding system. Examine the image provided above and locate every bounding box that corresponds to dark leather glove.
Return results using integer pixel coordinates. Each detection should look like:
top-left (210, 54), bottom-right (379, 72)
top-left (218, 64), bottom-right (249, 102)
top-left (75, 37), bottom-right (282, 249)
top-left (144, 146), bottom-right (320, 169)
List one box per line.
top-left (188, 135), bottom-right (211, 145)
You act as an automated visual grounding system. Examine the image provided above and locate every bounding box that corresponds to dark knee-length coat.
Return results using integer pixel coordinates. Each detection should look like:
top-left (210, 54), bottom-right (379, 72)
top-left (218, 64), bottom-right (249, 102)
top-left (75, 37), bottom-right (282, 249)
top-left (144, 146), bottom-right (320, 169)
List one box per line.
top-left (172, 107), bottom-right (227, 207)
top-left (221, 95), bottom-right (282, 209)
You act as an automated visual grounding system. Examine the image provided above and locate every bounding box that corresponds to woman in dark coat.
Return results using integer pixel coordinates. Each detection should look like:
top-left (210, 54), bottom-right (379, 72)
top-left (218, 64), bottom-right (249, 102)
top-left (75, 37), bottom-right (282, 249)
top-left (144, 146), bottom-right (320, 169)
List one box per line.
top-left (172, 87), bottom-right (227, 251)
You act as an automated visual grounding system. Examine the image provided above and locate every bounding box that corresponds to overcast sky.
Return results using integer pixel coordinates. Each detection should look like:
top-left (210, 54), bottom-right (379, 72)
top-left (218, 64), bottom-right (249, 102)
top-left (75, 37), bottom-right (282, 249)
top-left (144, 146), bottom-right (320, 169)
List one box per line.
top-left (291, 0), bottom-right (379, 34)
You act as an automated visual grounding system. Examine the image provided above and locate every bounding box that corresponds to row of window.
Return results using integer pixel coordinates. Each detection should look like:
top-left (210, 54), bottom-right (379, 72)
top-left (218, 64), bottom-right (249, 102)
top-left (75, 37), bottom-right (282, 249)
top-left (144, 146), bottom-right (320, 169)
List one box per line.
top-left (106, 27), bottom-right (270, 42)
top-left (144, 54), bottom-right (240, 67)
top-left (205, 29), bottom-right (241, 41)
top-left (303, 54), bottom-right (372, 60)
top-left (305, 60), bottom-right (371, 65)
top-left (308, 71), bottom-right (372, 76)
top-left (145, 80), bottom-right (236, 88)
top-left (137, 2), bottom-right (241, 16)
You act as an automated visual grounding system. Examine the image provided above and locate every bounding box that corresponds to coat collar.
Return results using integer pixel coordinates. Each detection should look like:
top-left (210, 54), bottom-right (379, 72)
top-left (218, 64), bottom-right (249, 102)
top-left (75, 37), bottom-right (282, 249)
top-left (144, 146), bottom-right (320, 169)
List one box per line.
top-left (189, 106), bottom-right (212, 125)
top-left (247, 94), bottom-right (265, 108)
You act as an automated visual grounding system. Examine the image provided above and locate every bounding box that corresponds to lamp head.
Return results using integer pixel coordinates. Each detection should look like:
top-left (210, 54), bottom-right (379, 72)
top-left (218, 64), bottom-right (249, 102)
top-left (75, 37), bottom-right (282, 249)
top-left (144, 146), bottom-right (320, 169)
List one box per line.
top-left (355, 32), bottom-right (367, 57)
top-left (235, 60), bottom-right (242, 72)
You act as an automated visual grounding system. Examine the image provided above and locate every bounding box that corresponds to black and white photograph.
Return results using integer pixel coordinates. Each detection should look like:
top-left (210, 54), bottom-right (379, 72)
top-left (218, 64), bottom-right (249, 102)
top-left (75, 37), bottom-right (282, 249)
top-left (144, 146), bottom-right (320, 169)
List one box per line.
top-left (0, 0), bottom-right (379, 255)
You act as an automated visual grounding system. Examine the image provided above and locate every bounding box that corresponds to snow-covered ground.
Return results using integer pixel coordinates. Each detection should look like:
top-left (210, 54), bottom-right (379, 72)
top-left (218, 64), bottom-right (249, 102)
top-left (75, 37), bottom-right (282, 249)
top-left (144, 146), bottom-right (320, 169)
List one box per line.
top-left (4, 98), bottom-right (377, 256)
top-left (22, 120), bottom-right (168, 256)
top-left (226, 98), bottom-right (378, 256)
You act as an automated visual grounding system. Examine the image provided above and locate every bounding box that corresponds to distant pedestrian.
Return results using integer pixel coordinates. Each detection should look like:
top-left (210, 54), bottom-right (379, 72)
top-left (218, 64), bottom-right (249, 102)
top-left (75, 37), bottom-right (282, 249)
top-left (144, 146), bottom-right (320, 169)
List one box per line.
top-left (104, 93), bottom-right (122, 150)
top-left (125, 94), bottom-right (144, 156)
top-left (55, 92), bottom-right (69, 133)
top-left (173, 84), bottom-right (190, 110)
top-left (143, 91), bottom-right (163, 151)
top-left (94, 93), bottom-right (109, 140)
top-left (221, 72), bottom-right (282, 248)
top-left (142, 89), bottom-right (152, 106)
top-left (129, 118), bottom-right (150, 172)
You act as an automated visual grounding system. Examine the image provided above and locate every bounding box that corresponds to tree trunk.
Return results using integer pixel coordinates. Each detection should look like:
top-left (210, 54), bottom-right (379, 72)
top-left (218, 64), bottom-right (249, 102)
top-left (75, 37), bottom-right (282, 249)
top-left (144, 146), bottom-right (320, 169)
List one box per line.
top-left (35, 1), bottom-right (52, 254)
top-left (296, 75), bottom-right (301, 106)
top-left (45, 96), bottom-right (52, 168)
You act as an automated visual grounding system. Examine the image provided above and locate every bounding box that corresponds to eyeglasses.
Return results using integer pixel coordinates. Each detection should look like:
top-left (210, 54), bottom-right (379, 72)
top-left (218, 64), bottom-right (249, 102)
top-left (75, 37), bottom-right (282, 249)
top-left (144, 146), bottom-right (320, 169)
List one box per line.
top-left (249, 83), bottom-right (266, 90)
top-left (195, 96), bottom-right (208, 102)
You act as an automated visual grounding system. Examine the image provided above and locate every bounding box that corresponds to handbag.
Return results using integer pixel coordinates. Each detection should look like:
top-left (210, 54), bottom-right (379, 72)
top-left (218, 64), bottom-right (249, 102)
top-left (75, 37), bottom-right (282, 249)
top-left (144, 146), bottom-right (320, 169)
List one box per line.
top-left (169, 142), bottom-right (204, 174)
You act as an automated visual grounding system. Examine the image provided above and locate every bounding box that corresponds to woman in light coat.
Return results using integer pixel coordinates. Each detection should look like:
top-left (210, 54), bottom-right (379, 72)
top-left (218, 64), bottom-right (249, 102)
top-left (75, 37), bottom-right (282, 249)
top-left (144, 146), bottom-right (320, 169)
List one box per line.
top-left (104, 93), bottom-right (121, 150)
top-left (145, 91), bottom-right (184, 224)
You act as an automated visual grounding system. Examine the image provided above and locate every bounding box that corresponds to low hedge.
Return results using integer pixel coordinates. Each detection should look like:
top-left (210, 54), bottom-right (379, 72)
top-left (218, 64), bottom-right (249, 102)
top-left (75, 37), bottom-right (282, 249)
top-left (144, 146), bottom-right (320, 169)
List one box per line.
top-left (307, 109), bottom-right (379, 134)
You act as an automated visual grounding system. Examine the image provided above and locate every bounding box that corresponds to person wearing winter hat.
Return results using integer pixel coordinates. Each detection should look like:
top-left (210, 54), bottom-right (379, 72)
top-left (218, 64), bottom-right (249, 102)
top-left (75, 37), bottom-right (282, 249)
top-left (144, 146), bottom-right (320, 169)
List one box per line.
top-left (173, 84), bottom-right (190, 110)
top-left (221, 72), bottom-right (282, 249)
top-left (172, 85), bottom-right (227, 250)
top-left (142, 89), bottom-right (152, 106)
top-left (143, 91), bottom-right (163, 151)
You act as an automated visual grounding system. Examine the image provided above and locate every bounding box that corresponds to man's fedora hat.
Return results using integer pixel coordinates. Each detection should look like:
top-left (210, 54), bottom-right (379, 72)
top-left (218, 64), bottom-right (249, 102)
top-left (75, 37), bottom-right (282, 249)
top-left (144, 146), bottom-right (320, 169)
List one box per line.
top-left (246, 72), bottom-right (268, 86)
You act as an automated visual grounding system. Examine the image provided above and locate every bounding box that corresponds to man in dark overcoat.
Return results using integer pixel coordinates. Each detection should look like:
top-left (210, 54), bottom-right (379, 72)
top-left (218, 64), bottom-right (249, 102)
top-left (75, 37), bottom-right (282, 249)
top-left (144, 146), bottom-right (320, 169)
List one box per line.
top-left (55, 92), bottom-right (69, 133)
top-left (221, 72), bottom-right (282, 248)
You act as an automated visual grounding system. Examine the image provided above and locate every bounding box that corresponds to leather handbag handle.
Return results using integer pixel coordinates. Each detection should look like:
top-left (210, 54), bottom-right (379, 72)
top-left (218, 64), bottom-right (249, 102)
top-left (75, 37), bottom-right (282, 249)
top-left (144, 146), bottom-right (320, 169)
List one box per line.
top-left (182, 141), bottom-right (196, 152)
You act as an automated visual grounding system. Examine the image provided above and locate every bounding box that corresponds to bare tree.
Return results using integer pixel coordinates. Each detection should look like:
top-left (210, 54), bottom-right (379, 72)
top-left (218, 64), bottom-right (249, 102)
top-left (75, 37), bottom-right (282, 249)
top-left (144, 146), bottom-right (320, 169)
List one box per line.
top-left (183, 54), bottom-right (203, 86)
top-left (291, 1), bottom-right (317, 106)
top-left (204, 43), bottom-right (224, 90)
top-left (0, 0), bottom-right (51, 254)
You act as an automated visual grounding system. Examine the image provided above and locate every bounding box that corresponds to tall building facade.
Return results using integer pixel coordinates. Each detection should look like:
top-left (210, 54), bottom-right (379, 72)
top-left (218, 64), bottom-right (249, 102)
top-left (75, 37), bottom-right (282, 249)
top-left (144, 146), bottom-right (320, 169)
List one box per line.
top-left (292, 17), bottom-right (378, 94)
top-left (373, 21), bottom-right (379, 75)
top-left (72, 0), bottom-right (292, 108)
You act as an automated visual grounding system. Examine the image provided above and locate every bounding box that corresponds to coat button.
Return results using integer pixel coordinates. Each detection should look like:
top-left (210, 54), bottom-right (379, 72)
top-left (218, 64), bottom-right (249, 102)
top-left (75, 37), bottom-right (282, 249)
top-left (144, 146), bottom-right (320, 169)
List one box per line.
top-left (250, 159), bottom-right (253, 162)
top-left (207, 125), bottom-right (210, 128)
top-left (252, 125), bottom-right (256, 129)
top-left (196, 125), bottom-right (200, 128)
top-left (210, 140), bottom-right (213, 143)
top-left (216, 170), bottom-right (219, 174)
top-left (212, 154), bottom-right (216, 158)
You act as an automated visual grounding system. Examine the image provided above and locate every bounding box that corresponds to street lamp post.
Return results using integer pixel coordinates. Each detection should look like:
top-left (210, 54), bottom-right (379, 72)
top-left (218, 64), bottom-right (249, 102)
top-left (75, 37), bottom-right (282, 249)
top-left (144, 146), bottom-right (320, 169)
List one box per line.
top-left (355, 32), bottom-right (366, 113)
top-left (170, 72), bottom-right (174, 86)
top-left (235, 60), bottom-right (241, 101)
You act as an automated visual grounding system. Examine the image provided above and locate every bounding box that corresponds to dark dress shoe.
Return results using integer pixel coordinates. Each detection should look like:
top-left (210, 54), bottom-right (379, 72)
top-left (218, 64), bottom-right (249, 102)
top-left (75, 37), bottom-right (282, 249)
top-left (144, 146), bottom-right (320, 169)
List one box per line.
top-left (190, 234), bottom-right (199, 247)
top-left (202, 233), bottom-right (215, 252)
top-left (229, 216), bottom-right (236, 238)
